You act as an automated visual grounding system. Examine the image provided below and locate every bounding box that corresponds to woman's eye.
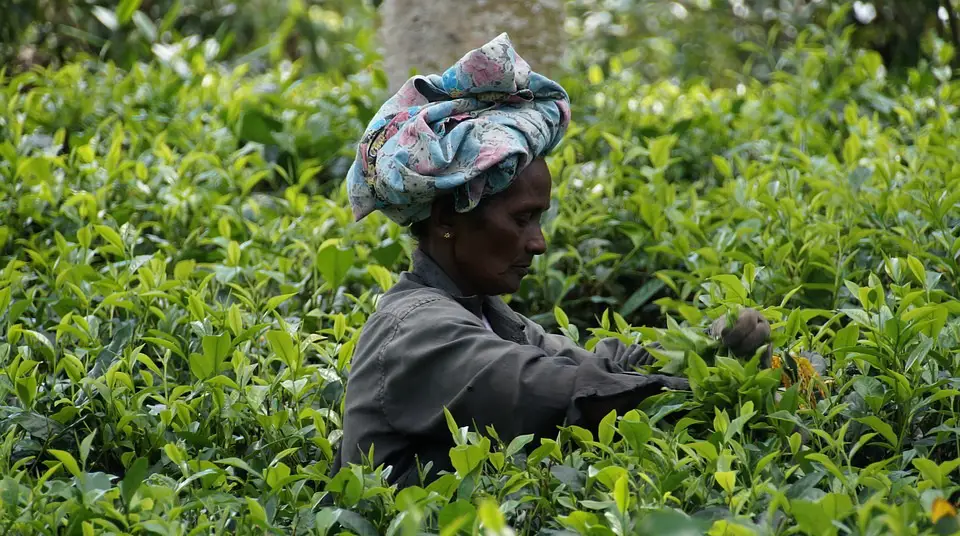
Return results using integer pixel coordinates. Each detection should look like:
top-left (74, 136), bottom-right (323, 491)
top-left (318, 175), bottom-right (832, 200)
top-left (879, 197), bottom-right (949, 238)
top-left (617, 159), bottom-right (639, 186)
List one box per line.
top-left (513, 213), bottom-right (532, 225)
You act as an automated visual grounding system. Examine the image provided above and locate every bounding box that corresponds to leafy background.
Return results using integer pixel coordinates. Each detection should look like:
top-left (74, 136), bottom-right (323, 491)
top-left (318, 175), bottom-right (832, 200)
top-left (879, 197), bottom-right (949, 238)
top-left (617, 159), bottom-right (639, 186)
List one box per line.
top-left (3, 0), bottom-right (960, 534)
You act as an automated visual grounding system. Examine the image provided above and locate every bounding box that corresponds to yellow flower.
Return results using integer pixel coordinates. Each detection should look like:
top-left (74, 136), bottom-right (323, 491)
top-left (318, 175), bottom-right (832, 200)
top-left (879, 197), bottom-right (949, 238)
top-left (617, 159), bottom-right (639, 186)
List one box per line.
top-left (796, 356), bottom-right (826, 399)
top-left (932, 498), bottom-right (958, 524)
top-left (771, 352), bottom-right (827, 407)
top-left (771, 353), bottom-right (793, 389)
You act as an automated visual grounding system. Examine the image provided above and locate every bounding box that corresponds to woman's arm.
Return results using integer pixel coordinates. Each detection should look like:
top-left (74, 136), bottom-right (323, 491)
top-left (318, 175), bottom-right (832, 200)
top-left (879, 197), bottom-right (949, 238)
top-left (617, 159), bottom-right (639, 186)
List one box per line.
top-left (520, 308), bottom-right (774, 370)
top-left (516, 313), bottom-right (661, 370)
top-left (363, 299), bottom-right (688, 443)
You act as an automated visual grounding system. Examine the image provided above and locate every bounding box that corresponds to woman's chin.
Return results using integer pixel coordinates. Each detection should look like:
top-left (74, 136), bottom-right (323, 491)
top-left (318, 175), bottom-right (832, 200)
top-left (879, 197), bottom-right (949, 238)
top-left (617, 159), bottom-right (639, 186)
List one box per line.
top-left (502, 272), bottom-right (527, 294)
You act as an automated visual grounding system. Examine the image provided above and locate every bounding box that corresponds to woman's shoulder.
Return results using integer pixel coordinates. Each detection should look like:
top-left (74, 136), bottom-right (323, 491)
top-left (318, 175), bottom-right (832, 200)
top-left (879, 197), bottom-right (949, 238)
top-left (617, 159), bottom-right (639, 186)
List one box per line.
top-left (372, 272), bottom-right (480, 325)
top-left (353, 274), bottom-right (489, 363)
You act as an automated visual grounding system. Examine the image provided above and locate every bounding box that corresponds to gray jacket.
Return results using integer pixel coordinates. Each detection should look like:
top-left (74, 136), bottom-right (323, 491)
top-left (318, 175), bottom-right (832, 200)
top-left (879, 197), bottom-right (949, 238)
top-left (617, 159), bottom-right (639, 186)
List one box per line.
top-left (332, 250), bottom-right (689, 487)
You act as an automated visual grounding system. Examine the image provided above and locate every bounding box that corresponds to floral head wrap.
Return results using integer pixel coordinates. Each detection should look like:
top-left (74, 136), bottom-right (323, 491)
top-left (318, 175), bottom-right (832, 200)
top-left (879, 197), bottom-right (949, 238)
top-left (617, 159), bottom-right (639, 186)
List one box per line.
top-left (346, 33), bottom-right (571, 226)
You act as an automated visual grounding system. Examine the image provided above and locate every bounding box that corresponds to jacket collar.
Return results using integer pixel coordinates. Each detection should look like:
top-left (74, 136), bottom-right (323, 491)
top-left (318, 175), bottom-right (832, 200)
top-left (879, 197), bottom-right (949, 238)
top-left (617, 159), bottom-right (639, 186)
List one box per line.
top-left (409, 249), bottom-right (527, 344)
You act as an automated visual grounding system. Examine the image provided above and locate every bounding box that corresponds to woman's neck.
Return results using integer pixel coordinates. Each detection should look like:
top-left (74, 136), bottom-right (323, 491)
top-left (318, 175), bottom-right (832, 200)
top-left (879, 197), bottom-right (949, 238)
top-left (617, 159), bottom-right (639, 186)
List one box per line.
top-left (417, 244), bottom-right (480, 297)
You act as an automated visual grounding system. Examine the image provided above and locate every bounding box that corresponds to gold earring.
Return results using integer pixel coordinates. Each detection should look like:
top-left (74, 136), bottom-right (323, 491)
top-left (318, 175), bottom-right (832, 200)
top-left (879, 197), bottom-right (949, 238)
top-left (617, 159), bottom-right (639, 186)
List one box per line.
top-left (443, 232), bottom-right (452, 239)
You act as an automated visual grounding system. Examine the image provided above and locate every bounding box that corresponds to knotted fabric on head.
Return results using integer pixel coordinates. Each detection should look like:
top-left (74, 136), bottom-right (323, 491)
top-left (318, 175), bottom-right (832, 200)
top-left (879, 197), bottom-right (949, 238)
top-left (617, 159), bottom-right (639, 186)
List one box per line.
top-left (346, 33), bottom-right (571, 226)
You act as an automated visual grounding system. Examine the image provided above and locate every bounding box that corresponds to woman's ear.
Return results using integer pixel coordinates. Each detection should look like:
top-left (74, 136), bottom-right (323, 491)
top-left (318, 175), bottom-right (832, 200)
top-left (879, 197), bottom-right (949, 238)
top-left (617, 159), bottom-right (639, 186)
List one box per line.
top-left (429, 196), bottom-right (458, 241)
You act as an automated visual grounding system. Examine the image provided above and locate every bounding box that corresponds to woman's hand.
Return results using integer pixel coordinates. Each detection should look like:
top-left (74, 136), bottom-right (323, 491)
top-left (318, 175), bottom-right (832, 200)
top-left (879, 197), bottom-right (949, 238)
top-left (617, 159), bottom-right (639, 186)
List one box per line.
top-left (710, 308), bottom-right (773, 366)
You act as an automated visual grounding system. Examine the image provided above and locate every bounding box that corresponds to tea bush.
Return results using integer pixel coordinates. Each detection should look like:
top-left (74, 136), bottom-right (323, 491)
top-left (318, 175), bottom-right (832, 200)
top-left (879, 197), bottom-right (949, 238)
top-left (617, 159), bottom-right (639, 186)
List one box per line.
top-left (2, 7), bottom-right (960, 536)
top-left (3, 0), bottom-right (379, 76)
top-left (565, 0), bottom-right (960, 86)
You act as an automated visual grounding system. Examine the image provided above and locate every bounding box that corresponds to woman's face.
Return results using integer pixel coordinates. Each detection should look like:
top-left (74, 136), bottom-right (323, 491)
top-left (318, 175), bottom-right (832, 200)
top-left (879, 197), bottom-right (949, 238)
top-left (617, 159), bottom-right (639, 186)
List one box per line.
top-left (449, 158), bottom-right (552, 296)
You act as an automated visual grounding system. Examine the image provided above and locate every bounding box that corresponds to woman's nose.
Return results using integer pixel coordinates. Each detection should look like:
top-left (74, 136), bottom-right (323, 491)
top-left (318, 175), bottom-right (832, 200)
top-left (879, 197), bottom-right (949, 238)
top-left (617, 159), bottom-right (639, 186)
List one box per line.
top-left (527, 225), bottom-right (547, 255)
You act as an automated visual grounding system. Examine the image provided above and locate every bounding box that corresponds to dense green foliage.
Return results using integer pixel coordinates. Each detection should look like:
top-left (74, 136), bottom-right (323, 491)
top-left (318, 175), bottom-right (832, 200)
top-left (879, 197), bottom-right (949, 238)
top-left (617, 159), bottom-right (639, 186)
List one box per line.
top-left (6, 0), bottom-right (960, 83)
top-left (566, 0), bottom-right (960, 85)
top-left (2, 0), bottom-right (379, 76)
top-left (3, 1), bottom-right (960, 535)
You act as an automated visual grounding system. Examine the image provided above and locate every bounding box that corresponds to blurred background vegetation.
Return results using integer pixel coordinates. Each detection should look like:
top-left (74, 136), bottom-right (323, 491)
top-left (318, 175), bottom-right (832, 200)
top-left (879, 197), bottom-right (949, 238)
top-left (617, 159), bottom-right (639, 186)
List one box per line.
top-left (2, 0), bottom-right (380, 77)
top-left (5, 0), bottom-right (958, 196)
top-left (3, 0), bottom-right (959, 84)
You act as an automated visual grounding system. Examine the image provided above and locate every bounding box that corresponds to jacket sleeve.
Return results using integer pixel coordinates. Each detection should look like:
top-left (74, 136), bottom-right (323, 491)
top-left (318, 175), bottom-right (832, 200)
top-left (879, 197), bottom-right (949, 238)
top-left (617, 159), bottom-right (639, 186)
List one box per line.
top-left (516, 314), bottom-right (661, 370)
top-left (375, 299), bottom-right (688, 442)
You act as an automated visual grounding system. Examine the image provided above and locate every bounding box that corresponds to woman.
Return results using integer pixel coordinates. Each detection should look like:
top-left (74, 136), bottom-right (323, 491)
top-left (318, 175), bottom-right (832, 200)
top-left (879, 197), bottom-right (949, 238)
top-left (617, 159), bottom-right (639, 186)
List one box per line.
top-left (333, 34), bottom-right (771, 488)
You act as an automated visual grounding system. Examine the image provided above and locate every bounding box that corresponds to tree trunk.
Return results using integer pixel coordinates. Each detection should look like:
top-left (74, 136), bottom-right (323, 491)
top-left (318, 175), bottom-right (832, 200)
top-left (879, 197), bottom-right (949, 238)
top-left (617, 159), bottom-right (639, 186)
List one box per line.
top-left (377, 0), bottom-right (567, 92)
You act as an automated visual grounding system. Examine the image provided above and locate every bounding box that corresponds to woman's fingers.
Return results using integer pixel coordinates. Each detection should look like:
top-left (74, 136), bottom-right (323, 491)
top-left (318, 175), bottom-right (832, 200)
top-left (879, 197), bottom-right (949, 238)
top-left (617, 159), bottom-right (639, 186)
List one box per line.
top-left (734, 320), bottom-right (770, 358)
top-left (710, 308), bottom-right (773, 359)
top-left (721, 308), bottom-right (771, 358)
top-left (721, 309), bottom-right (757, 348)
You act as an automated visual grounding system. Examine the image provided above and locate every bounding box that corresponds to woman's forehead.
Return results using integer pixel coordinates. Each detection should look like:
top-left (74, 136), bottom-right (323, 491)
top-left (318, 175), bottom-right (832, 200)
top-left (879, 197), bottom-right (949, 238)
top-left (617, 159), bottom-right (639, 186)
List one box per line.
top-left (488, 163), bottom-right (552, 211)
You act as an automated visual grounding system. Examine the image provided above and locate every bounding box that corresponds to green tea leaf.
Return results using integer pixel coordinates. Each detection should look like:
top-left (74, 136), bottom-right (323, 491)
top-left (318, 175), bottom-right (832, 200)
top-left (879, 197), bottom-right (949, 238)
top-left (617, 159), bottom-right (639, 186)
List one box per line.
top-left (554, 306), bottom-right (570, 329)
top-left (246, 497), bottom-right (268, 525)
top-left (905, 335), bottom-right (934, 372)
top-left (906, 255), bottom-right (926, 286)
top-left (315, 508), bottom-right (339, 535)
top-left (202, 332), bottom-right (231, 367)
top-left (227, 304), bottom-right (243, 336)
top-left (132, 11), bottom-right (158, 41)
top-left (504, 434), bottom-right (535, 458)
top-left (712, 155), bottom-right (733, 179)
top-left (477, 498), bottom-right (506, 533)
top-left (0, 287), bottom-right (11, 318)
top-left (855, 416), bottom-right (898, 447)
top-left (264, 292), bottom-right (297, 313)
top-left (715, 471), bottom-right (736, 494)
top-left (266, 330), bottom-right (298, 369)
top-left (913, 457), bottom-right (943, 487)
top-left (791, 500), bottom-right (833, 535)
top-left (449, 438), bottom-right (489, 478)
top-left (327, 469), bottom-right (363, 507)
top-left (316, 244), bottom-right (355, 289)
top-left (95, 225), bottom-right (125, 252)
top-left (598, 409), bottom-right (616, 446)
top-left (614, 474), bottom-right (630, 513)
top-left (648, 134), bottom-right (678, 169)
top-left (618, 417), bottom-right (652, 454)
top-left (237, 108), bottom-right (282, 146)
top-left (588, 64), bottom-right (604, 84)
top-left (49, 449), bottom-right (82, 479)
top-left (116, 0), bottom-right (143, 24)
top-left (91, 6), bottom-right (119, 31)
top-left (264, 462), bottom-right (290, 490)
top-left (638, 509), bottom-right (712, 534)
top-left (120, 457), bottom-right (150, 506)
top-left (79, 429), bottom-right (97, 468)
top-left (189, 352), bottom-right (214, 381)
top-left (367, 264), bottom-right (394, 291)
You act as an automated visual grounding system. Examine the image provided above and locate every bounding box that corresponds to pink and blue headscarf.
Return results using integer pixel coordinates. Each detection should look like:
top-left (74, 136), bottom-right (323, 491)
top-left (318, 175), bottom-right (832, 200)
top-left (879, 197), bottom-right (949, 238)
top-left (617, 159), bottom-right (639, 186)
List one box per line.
top-left (346, 33), bottom-right (571, 226)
